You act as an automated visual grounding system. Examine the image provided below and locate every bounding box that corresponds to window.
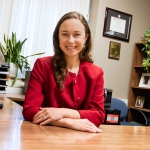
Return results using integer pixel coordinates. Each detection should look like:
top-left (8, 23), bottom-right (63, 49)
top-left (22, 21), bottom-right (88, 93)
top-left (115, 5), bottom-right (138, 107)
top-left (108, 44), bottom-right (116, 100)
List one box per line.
top-left (0, 0), bottom-right (91, 68)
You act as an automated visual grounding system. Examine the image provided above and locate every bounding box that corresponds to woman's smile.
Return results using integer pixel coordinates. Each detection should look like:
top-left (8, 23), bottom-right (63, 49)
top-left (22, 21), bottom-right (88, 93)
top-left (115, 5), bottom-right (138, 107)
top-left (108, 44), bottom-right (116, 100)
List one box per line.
top-left (66, 46), bottom-right (77, 50)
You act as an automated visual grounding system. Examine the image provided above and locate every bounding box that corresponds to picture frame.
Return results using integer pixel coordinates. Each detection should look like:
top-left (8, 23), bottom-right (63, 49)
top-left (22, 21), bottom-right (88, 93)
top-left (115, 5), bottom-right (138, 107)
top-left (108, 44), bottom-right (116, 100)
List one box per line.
top-left (139, 73), bottom-right (150, 88)
top-left (103, 7), bottom-right (132, 42)
top-left (108, 41), bottom-right (121, 60)
top-left (135, 96), bottom-right (145, 108)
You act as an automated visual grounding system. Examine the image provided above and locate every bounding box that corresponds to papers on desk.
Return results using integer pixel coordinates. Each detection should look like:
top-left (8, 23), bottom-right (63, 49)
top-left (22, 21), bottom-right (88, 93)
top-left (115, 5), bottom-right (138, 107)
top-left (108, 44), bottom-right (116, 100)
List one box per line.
top-left (0, 71), bottom-right (9, 75)
top-left (0, 65), bottom-right (10, 94)
top-left (0, 85), bottom-right (8, 87)
top-left (0, 90), bottom-right (6, 93)
top-left (0, 78), bottom-right (9, 81)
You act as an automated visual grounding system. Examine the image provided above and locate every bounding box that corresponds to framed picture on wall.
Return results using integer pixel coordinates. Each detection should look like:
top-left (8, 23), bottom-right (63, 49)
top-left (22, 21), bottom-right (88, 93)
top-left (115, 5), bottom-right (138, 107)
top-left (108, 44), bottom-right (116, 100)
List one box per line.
top-left (108, 41), bottom-right (121, 60)
top-left (139, 73), bottom-right (150, 88)
top-left (135, 96), bottom-right (145, 108)
top-left (103, 7), bottom-right (132, 42)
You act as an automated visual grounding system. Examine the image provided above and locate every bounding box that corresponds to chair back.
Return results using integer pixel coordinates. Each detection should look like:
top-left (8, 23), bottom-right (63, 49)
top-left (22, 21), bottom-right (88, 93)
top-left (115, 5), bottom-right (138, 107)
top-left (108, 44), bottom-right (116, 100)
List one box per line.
top-left (110, 98), bottom-right (128, 120)
top-left (24, 70), bottom-right (31, 94)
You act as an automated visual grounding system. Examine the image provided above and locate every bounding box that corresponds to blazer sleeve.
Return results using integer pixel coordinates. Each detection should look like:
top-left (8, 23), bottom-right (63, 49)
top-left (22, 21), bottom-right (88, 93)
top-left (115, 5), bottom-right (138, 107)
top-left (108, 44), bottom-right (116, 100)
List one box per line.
top-left (22, 58), bottom-right (45, 121)
top-left (78, 69), bottom-right (105, 127)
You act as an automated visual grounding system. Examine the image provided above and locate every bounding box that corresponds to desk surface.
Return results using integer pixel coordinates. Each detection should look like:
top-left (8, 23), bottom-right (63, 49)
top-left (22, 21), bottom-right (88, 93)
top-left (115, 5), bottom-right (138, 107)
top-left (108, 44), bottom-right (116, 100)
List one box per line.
top-left (0, 96), bottom-right (150, 150)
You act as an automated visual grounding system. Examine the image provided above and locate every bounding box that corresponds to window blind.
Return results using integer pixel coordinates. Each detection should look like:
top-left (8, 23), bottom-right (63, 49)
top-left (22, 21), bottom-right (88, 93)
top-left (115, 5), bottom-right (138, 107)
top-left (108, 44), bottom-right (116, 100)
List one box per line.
top-left (0, 0), bottom-right (91, 68)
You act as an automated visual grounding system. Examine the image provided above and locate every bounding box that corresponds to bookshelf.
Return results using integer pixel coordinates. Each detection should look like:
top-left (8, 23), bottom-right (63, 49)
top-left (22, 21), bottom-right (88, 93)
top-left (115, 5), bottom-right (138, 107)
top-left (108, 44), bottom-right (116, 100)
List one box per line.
top-left (128, 43), bottom-right (150, 121)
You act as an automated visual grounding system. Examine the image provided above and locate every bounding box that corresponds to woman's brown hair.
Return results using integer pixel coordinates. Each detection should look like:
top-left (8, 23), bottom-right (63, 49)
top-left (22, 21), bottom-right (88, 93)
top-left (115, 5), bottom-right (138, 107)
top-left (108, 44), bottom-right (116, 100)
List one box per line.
top-left (52, 11), bottom-right (93, 89)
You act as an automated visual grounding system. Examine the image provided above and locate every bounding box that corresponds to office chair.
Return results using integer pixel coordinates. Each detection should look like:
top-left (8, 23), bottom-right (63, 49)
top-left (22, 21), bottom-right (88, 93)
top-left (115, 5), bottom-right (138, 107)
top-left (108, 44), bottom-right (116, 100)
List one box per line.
top-left (110, 98), bottom-right (148, 126)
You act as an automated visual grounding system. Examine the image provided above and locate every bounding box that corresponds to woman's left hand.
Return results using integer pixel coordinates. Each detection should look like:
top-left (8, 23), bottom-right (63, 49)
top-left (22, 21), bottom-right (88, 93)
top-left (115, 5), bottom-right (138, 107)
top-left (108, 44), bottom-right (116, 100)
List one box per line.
top-left (33, 107), bottom-right (64, 125)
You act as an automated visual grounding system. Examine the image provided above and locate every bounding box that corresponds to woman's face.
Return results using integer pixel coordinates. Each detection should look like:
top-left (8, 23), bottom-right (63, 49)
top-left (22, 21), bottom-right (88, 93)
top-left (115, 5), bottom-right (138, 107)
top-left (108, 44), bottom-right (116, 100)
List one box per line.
top-left (59, 19), bottom-right (88, 59)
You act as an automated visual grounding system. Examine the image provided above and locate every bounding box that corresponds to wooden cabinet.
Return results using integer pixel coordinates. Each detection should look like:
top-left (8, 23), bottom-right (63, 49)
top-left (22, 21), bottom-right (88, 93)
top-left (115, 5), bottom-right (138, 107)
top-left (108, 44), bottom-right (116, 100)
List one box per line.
top-left (128, 43), bottom-right (150, 121)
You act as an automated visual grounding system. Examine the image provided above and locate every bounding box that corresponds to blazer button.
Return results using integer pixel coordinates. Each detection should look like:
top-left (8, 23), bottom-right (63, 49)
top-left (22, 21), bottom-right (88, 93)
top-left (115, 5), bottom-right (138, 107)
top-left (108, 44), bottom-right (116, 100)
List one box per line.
top-left (76, 97), bottom-right (81, 103)
top-left (74, 80), bottom-right (77, 85)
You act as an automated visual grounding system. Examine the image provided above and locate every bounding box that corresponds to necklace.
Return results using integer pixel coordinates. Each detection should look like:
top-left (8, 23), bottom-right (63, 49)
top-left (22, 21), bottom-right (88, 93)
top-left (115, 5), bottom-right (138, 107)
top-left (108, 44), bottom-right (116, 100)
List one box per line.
top-left (67, 66), bottom-right (79, 75)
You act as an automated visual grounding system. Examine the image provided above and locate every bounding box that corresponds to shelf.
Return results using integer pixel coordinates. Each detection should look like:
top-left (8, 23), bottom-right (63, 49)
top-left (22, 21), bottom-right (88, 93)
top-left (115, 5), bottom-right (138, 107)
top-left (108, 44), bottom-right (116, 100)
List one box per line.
top-left (136, 43), bottom-right (144, 49)
top-left (134, 66), bottom-right (144, 68)
top-left (131, 86), bottom-right (150, 90)
top-left (134, 66), bottom-right (150, 68)
top-left (129, 106), bottom-right (150, 113)
top-left (128, 43), bottom-right (150, 120)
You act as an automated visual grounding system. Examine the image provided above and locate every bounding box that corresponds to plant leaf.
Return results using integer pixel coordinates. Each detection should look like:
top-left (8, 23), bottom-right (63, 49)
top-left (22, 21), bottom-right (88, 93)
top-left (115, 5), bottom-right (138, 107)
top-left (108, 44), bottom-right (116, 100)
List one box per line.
top-left (25, 52), bottom-right (46, 58)
top-left (11, 67), bottom-right (18, 87)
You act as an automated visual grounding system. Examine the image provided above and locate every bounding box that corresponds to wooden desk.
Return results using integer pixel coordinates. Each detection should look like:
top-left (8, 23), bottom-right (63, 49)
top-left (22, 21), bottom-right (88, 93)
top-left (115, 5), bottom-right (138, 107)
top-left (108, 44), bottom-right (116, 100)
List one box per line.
top-left (0, 93), bottom-right (25, 106)
top-left (0, 97), bottom-right (150, 150)
top-left (0, 93), bottom-right (25, 101)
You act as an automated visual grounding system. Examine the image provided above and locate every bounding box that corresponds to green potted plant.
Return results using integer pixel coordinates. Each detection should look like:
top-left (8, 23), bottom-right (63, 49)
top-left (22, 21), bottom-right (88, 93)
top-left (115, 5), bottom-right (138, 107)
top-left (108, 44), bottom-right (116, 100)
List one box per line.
top-left (0, 32), bottom-right (45, 86)
top-left (140, 28), bottom-right (150, 74)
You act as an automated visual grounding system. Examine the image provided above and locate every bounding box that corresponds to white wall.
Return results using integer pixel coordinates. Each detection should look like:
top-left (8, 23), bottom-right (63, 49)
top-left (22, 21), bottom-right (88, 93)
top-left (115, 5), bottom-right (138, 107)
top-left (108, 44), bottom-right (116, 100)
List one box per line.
top-left (90, 0), bottom-right (150, 100)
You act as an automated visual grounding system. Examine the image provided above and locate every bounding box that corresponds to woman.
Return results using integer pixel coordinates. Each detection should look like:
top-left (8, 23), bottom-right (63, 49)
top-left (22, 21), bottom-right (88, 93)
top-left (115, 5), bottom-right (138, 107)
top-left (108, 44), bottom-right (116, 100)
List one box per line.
top-left (23, 11), bottom-right (105, 133)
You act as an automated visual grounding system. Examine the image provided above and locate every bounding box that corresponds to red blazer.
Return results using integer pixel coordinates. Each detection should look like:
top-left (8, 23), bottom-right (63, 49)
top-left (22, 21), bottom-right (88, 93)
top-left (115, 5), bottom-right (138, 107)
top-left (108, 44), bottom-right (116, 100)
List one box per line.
top-left (22, 56), bottom-right (105, 126)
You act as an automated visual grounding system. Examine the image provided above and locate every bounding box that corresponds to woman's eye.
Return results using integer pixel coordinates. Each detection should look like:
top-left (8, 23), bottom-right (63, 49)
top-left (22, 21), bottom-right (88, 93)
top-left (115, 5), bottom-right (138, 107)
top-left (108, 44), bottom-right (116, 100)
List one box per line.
top-left (75, 34), bottom-right (80, 37)
top-left (62, 33), bottom-right (68, 36)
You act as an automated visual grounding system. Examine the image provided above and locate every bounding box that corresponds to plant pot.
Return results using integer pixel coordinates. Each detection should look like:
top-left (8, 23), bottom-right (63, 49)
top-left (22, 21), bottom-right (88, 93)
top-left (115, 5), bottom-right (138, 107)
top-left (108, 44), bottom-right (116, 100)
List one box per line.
top-left (9, 63), bottom-right (17, 78)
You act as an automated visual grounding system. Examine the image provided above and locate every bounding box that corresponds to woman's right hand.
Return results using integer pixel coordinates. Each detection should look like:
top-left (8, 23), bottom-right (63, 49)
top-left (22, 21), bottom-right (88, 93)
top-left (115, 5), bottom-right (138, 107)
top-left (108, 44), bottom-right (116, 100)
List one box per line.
top-left (50, 118), bottom-right (102, 133)
top-left (33, 107), bottom-right (80, 125)
top-left (67, 119), bottom-right (102, 133)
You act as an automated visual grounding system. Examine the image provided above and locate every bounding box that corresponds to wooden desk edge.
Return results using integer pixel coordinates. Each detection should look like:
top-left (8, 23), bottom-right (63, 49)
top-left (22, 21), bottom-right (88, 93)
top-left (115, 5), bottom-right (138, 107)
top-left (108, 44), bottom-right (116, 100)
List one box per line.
top-left (0, 93), bottom-right (25, 101)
